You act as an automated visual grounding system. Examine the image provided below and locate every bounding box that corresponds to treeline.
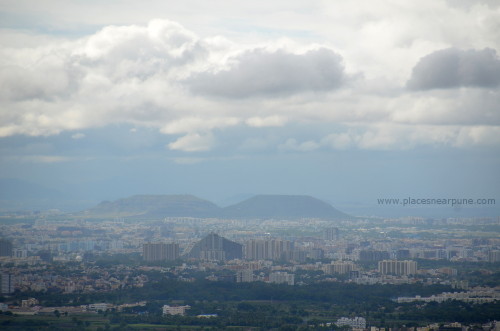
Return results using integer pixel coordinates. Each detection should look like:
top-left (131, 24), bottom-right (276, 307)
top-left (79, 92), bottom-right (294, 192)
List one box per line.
top-left (395, 301), bottom-right (500, 324)
top-left (23, 279), bottom-right (452, 307)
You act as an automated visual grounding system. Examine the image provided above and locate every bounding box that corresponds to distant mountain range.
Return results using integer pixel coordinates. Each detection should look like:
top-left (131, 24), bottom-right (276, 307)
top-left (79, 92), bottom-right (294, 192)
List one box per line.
top-left (81, 194), bottom-right (351, 220)
top-left (85, 195), bottom-right (220, 218)
top-left (222, 195), bottom-right (349, 219)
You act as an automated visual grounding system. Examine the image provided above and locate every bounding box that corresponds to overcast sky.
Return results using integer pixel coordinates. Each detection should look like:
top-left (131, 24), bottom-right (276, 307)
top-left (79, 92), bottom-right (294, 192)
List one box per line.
top-left (1, 0), bottom-right (499, 216)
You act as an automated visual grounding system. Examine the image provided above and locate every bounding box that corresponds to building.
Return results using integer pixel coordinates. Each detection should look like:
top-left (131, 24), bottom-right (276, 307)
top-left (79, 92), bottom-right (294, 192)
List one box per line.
top-left (244, 239), bottom-right (292, 261)
top-left (88, 303), bottom-right (110, 311)
top-left (308, 248), bottom-right (325, 260)
top-left (185, 233), bottom-right (242, 261)
top-left (1, 273), bottom-right (15, 294)
top-left (323, 261), bottom-right (357, 275)
top-left (21, 298), bottom-right (39, 307)
top-left (378, 260), bottom-right (417, 276)
top-left (236, 269), bottom-right (254, 283)
top-left (0, 239), bottom-right (13, 257)
top-left (143, 242), bottom-right (179, 262)
top-left (359, 250), bottom-right (390, 261)
top-left (324, 227), bottom-right (339, 241)
top-left (488, 250), bottom-right (500, 263)
top-left (13, 249), bottom-right (28, 259)
top-left (336, 316), bottom-right (366, 329)
top-left (396, 249), bottom-right (411, 259)
top-left (162, 305), bottom-right (190, 316)
top-left (269, 272), bottom-right (295, 285)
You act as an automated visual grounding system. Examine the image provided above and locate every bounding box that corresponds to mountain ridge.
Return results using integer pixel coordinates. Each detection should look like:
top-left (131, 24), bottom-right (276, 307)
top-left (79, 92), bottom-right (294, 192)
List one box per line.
top-left (81, 194), bottom-right (351, 220)
top-left (221, 194), bottom-right (349, 219)
top-left (85, 194), bottom-right (220, 218)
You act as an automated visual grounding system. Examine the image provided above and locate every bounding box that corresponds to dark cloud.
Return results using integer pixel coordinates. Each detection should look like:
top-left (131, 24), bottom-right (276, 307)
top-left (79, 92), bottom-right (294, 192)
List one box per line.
top-left (187, 48), bottom-right (345, 98)
top-left (407, 48), bottom-right (500, 90)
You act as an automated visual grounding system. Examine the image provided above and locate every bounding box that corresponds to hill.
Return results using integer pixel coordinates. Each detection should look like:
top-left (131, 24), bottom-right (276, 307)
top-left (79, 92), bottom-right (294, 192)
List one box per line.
top-left (84, 195), bottom-right (221, 218)
top-left (81, 194), bottom-right (351, 220)
top-left (221, 194), bottom-right (350, 219)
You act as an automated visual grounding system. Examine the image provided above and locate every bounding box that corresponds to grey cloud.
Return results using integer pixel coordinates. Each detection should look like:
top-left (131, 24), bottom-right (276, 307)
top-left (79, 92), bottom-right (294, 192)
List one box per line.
top-left (187, 48), bottom-right (345, 98)
top-left (407, 48), bottom-right (500, 90)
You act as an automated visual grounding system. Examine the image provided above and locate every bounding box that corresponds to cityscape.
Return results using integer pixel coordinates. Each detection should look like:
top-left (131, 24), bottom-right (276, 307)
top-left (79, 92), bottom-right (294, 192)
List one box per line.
top-left (1, 0), bottom-right (500, 330)
top-left (0, 195), bottom-right (499, 329)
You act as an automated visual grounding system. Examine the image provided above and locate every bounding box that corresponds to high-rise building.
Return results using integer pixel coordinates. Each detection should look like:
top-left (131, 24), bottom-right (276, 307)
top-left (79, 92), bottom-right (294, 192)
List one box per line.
top-left (13, 249), bottom-right (27, 258)
top-left (307, 248), bottom-right (325, 260)
top-left (236, 269), bottom-right (254, 283)
top-left (244, 239), bottom-right (292, 261)
top-left (0, 239), bottom-right (13, 257)
top-left (143, 243), bottom-right (179, 262)
top-left (378, 260), bottom-right (417, 276)
top-left (488, 250), bottom-right (500, 263)
top-left (396, 249), bottom-right (411, 259)
top-left (324, 227), bottom-right (339, 241)
top-left (0, 273), bottom-right (14, 294)
top-left (359, 250), bottom-right (390, 261)
top-left (323, 261), bottom-right (357, 275)
top-left (269, 272), bottom-right (295, 285)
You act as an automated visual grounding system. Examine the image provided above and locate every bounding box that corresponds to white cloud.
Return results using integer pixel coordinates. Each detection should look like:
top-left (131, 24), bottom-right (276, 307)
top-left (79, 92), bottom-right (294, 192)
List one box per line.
top-left (160, 117), bottom-right (240, 135)
top-left (0, 6), bottom-right (499, 152)
top-left (317, 124), bottom-right (500, 151)
top-left (279, 138), bottom-right (320, 152)
top-left (167, 133), bottom-right (214, 152)
top-left (171, 157), bottom-right (204, 164)
top-left (246, 116), bottom-right (287, 128)
top-left (321, 133), bottom-right (354, 150)
top-left (71, 133), bottom-right (85, 139)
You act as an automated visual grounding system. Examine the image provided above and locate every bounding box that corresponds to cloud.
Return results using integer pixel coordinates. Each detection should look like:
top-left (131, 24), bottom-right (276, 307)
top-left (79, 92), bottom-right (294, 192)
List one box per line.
top-left (245, 116), bottom-right (287, 128)
top-left (167, 133), bottom-right (214, 152)
top-left (71, 133), bottom-right (85, 139)
top-left (407, 48), bottom-right (500, 90)
top-left (171, 157), bottom-right (204, 164)
top-left (319, 124), bottom-right (500, 150)
top-left (279, 138), bottom-right (320, 152)
top-left (160, 117), bottom-right (240, 135)
top-left (186, 47), bottom-right (346, 98)
top-left (321, 133), bottom-right (354, 150)
top-left (1, 15), bottom-right (499, 153)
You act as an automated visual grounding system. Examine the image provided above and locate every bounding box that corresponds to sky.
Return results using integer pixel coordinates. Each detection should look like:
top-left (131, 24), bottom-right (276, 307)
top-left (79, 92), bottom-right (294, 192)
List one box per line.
top-left (0, 0), bottom-right (499, 216)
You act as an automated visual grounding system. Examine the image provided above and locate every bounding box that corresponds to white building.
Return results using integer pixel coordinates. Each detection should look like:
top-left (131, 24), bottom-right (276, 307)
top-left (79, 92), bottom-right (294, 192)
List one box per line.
top-left (336, 316), bottom-right (367, 329)
top-left (163, 305), bottom-right (190, 316)
top-left (244, 239), bottom-right (292, 260)
top-left (378, 260), bottom-right (417, 275)
top-left (88, 303), bottom-right (109, 311)
top-left (323, 261), bottom-right (356, 275)
top-left (269, 272), bottom-right (294, 285)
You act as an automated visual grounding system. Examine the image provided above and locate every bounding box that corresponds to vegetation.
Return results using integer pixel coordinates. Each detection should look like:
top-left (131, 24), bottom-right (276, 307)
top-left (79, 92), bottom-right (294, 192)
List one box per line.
top-left (5, 279), bottom-right (498, 329)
